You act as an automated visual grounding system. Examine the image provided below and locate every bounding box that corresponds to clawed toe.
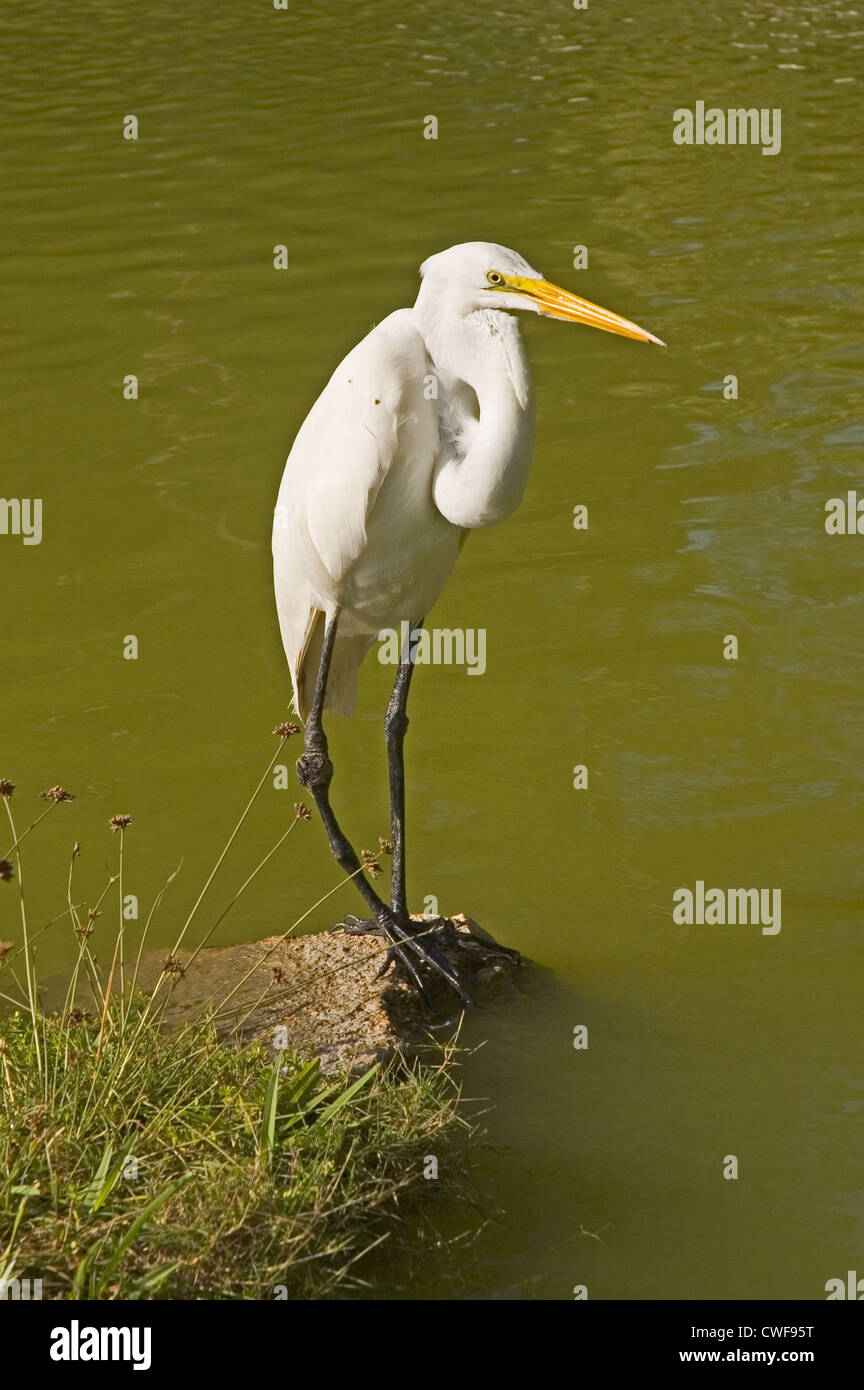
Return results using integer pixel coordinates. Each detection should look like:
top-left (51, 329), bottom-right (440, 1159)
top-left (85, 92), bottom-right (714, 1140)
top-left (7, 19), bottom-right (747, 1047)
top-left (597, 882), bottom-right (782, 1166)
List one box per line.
top-left (332, 911), bottom-right (474, 1008)
top-left (336, 915), bottom-right (382, 936)
top-left (375, 915), bottom-right (473, 1009)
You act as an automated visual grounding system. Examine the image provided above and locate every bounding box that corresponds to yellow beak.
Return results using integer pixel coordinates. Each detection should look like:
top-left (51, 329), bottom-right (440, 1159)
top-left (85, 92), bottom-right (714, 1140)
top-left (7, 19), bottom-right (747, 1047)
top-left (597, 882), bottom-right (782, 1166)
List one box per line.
top-left (505, 275), bottom-right (665, 346)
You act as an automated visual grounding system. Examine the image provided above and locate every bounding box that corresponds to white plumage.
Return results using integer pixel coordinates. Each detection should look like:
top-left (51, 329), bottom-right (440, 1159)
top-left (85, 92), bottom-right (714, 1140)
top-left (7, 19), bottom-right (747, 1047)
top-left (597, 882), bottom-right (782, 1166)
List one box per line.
top-left (273, 241), bottom-right (661, 719)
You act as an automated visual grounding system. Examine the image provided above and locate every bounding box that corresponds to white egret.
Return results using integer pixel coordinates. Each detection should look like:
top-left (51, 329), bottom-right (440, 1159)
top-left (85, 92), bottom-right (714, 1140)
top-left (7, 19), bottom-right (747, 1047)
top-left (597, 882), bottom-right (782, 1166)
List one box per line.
top-left (273, 242), bottom-right (663, 1002)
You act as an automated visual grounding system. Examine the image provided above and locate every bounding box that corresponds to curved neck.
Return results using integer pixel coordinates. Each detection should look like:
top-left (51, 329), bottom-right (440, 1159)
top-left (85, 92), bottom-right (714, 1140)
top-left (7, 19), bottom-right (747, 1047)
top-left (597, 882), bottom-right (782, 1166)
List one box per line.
top-left (415, 301), bottom-right (536, 529)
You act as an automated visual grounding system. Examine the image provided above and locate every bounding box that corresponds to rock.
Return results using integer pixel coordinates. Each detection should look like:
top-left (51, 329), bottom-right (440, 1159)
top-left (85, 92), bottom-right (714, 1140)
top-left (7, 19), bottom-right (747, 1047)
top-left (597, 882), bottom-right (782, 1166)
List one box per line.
top-left (149, 915), bottom-right (525, 1074)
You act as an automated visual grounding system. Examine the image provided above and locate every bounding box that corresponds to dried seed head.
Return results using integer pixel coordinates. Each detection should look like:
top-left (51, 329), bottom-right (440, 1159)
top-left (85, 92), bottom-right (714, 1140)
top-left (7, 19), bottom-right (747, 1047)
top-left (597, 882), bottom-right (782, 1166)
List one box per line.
top-left (0, 941), bottom-right (14, 961)
top-left (87, 907), bottom-right (100, 921)
top-left (109, 814), bottom-right (133, 832)
top-left (24, 1105), bottom-right (48, 1136)
top-left (361, 848), bottom-right (381, 878)
top-left (272, 966), bottom-right (285, 985)
top-left (0, 779), bottom-right (14, 799)
top-left (65, 1007), bottom-right (89, 1027)
top-left (41, 786), bottom-right (74, 803)
top-left (162, 955), bottom-right (186, 976)
top-left (74, 923), bottom-right (93, 940)
top-left (273, 721), bottom-right (300, 739)
top-left (294, 802), bottom-right (311, 821)
top-left (0, 860), bottom-right (13, 883)
top-left (378, 836), bottom-right (393, 855)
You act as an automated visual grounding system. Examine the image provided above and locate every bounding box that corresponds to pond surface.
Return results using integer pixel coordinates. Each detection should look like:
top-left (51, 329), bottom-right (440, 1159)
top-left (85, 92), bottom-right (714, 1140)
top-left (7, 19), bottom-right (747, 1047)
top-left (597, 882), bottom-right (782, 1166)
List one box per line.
top-left (3, 0), bottom-right (863, 1299)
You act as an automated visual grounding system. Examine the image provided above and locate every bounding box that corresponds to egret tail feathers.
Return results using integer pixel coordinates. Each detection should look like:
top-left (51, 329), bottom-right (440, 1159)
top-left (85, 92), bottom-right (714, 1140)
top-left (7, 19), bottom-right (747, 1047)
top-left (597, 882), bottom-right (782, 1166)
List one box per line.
top-left (292, 610), bottom-right (375, 722)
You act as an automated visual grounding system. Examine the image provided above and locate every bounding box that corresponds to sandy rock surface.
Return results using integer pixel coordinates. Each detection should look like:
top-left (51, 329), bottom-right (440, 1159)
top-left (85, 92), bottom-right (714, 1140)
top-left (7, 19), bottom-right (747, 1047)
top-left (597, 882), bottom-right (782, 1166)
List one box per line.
top-left (145, 915), bottom-right (525, 1074)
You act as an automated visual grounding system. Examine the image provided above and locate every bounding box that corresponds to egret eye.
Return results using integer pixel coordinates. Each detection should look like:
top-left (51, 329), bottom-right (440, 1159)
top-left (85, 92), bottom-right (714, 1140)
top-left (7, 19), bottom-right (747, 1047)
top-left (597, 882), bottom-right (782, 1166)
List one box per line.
top-left (486, 270), bottom-right (505, 286)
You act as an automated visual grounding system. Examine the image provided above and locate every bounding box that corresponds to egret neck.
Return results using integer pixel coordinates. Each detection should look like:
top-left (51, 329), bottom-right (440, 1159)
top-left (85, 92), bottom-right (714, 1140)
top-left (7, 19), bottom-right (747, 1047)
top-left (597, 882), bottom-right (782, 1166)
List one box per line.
top-left (415, 295), bottom-right (536, 530)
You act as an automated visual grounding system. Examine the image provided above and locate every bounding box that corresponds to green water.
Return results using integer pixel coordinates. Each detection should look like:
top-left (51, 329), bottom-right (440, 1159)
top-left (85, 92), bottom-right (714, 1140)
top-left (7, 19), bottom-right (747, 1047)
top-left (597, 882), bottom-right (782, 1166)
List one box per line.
top-left (3, 0), bottom-right (863, 1300)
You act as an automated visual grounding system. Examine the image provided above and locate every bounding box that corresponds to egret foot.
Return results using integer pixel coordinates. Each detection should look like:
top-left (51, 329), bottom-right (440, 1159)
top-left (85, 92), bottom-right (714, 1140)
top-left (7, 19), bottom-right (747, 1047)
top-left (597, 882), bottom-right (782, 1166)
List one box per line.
top-left (337, 912), bottom-right (473, 1010)
top-left (335, 914), bottom-right (380, 937)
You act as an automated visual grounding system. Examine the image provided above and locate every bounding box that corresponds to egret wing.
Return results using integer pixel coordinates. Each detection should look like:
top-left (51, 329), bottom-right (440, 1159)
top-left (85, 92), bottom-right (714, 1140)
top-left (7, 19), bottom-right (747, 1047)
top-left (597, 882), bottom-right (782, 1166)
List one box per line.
top-left (272, 310), bottom-right (439, 716)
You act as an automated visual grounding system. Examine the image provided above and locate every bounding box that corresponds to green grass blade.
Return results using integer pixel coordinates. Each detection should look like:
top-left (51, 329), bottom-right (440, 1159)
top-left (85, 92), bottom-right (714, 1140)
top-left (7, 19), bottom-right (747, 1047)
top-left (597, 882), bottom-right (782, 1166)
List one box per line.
top-left (82, 1140), bottom-right (114, 1211)
top-left (259, 1055), bottom-right (281, 1167)
top-left (310, 1065), bottom-right (379, 1129)
top-left (92, 1177), bottom-right (188, 1298)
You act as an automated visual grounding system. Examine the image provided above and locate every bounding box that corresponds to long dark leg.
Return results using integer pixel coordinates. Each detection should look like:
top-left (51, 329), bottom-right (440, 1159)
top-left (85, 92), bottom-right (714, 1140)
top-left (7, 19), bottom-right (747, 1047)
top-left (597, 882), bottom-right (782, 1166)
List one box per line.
top-left (297, 609), bottom-right (391, 922)
top-left (382, 620), bottom-right (517, 975)
top-left (297, 610), bottom-right (471, 1007)
top-left (385, 619), bottom-right (421, 917)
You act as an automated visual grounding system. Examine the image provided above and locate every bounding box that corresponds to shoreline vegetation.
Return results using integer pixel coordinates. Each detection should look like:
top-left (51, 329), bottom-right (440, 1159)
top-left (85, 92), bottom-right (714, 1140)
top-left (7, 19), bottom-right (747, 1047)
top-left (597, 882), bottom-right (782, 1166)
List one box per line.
top-left (0, 733), bottom-right (481, 1301)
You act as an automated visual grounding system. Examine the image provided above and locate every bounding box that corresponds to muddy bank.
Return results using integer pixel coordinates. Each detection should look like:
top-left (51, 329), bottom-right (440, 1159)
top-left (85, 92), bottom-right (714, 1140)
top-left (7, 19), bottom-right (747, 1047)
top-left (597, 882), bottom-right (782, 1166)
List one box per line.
top-left (139, 916), bottom-right (527, 1074)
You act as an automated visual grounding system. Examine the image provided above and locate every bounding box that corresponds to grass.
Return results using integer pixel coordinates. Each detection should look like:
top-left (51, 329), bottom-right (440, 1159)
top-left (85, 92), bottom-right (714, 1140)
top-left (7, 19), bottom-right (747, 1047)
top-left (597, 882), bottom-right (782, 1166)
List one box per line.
top-left (0, 1007), bottom-right (470, 1300)
top-left (0, 735), bottom-right (481, 1301)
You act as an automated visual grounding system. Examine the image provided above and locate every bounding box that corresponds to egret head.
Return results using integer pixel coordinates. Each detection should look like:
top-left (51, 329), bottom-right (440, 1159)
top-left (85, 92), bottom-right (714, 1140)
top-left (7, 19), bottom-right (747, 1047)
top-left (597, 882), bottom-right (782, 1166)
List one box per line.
top-left (418, 241), bottom-right (664, 346)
